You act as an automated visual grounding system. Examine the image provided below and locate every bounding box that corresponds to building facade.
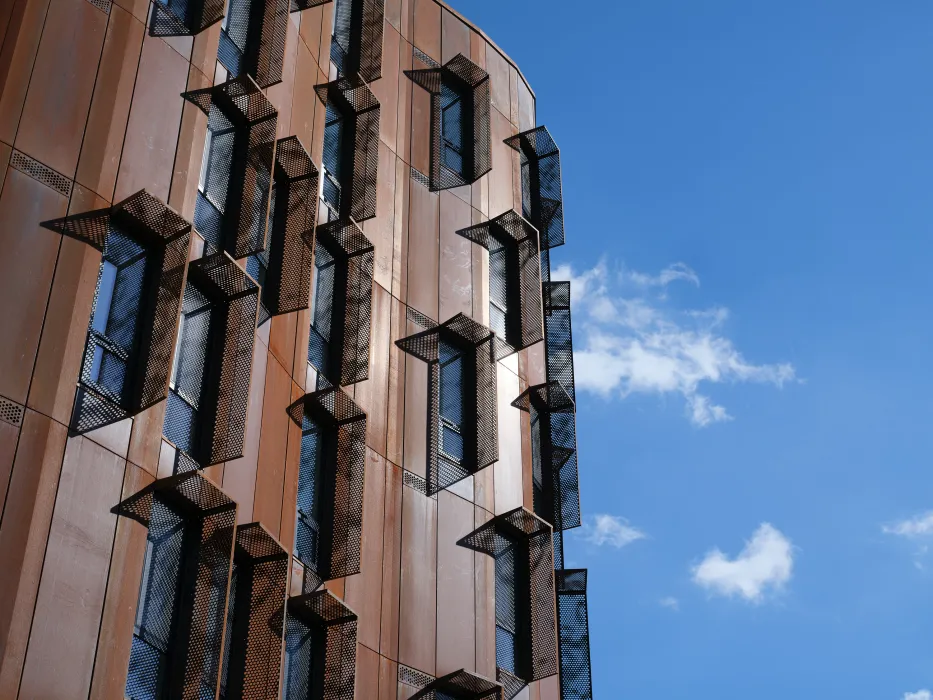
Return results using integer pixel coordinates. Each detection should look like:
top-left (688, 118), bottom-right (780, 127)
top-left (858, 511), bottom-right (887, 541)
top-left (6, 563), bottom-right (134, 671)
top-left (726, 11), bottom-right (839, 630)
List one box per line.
top-left (0, 0), bottom-right (593, 697)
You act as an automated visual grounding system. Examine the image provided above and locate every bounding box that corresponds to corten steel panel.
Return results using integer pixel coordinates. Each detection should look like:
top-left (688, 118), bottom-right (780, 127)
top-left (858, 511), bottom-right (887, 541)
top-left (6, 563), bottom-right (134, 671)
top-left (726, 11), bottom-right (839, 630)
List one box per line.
top-left (289, 38), bottom-right (318, 156)
top-left (222, 523), bottom-right (289, 700)
top-left (88, 462), bottom-right (153, 700)
top-left (436, 490), bottom-right (476, 677)
top-left (254, 354), bottom-right (293, 537)
top-left (169, 66), bottom-right (212, 224)
top-left (407, 180), bottom-right (439, 320)
top-left (0, 168), bottom-right (67, 405)
top-left (411, 0), bottom-right (439, 63)
top-left (355, 643), bottom-right (380, 698)
top-left (378, 655), bottom-right (398, 700)
top-left (362, 139), bottom-right (396, 292)
top-left (270, 314), bottom-right (299, 375)
top-left (0, 421), bottom-right (18, 517)
top-left (371, 23), bottom-right (400, 152)
top-left (379, 450), bottom-right (403, 658)
top-left (14, 0), bottom-right (106, 178)
top-left (494, 365), bottom-right (523, 516)
top-left (398, 484), bottom-right (437, 675)
top-left (0, 410), bottom-right (67, 698)
top-left (439, 191), bottom-right (473, 321)
top-left (18, 436), bottom-right (124, 700)
top-left (113, 470), bottom-right (237, 700)
top-left (409, 63), bottom-right (432, 176)
top-left (41, 189), bottom-right (193, 435)
top-left (114, 33), bottom-right (189, 203)
top-left (474, 507), bottom-right (496, 679)
top-left (488, 110), bottom-right (517, 221)
top-left (391, 155), bottom-right (411, 301)
top-left (278, 380), bottom-right (305, 554)
top-left (484, 44), bottom-right (510, 122)
top-left (287, 386), bottom-right (367, 583)
top-left (350, 282), bottom-right (390, 454)
top-left (395, 39), bottom-right (413, 171)
top-left (470, 208), bottom-right (490, 328)
top-left (284, 590), bottom-right (358, 700)
top-left (556, 569), bottom-right (593, 700)
top-left (455, 209), bottom-right (543, 351)
top-left (0, 0), bottom-right (51, 146)
top-left (344, 449), bottom-right (386, 651)
top-left (128, 402), bottom-right (171, 476)
top-left (441, 8), bottom-right (469, 64)
top-left (191, 23), bottom-right (223, 79)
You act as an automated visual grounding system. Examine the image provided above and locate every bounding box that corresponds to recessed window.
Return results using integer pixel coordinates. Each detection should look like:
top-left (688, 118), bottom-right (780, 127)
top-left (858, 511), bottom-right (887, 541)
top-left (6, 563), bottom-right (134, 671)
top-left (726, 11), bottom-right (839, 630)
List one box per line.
top-left (321, 102), bottom-right (346, 222)
top-left (438, 340), bottom-right (465, 467)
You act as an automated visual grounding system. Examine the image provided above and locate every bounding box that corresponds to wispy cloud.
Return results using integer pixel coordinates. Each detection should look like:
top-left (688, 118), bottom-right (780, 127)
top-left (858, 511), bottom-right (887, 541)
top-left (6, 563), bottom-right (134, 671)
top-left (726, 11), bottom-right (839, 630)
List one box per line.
top-left (580, 514), bottom-right (646, 549)
top-left (659, 596), bottom-right (680, 611)
top-left (883, 512), bottom-right (933, 537)
top-left (692, 523), bottom-right (794, 602)
top-left (904, 691), bottom-right (931, 700)
top-left (552, 260), bottom-right (795, 426)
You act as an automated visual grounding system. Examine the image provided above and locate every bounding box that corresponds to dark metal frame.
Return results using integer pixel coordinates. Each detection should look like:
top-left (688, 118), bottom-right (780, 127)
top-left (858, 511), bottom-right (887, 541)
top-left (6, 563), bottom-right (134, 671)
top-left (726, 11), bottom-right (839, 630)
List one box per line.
top-left (410, 669), bottom-right (503, 700)
top-left (556, 569), bottom-right (593, 700)
top-left (503, 126), bottom-right (564, 252)
top-left (283, 590), bottom-right (358, 700)
top-left (455, 210), bottom-right (543, 350)
top-left (406, 53), bottom-right (491, 192)
top-left (217, 0), bottom-right (289, 88)
top-left (314, 77), bottom-right (380, 223)
top-left (184, 76), bottom-right (278, 260)
top-left (41, 190), bottom-right (191, 436)
top-left (220, 523), bottom-right (289, 700)
top-left (395, 313), bottom-right (513, 495)
top-left (286, 387), bottom-right (366, 586)
top-left (458, 507), bottom-right (558, 697)
top-left (114, 471), bottom-right (237, 700)
top-left (307, 219), bottom-right (374, 387)
top-left (165, 251), bottom-right (259, 469)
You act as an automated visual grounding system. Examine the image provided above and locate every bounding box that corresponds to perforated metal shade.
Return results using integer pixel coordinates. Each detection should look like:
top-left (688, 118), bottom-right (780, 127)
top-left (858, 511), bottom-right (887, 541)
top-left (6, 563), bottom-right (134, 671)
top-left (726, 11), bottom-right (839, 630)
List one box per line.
top-left (456, 210), bottom-right (543, 350)
top-left (410, 669), bottom-right (503, 700)
top-left (41, 190), bottom-right (192, 435)
top-left (503, 126), bottom-right (564, 251)
top-left (149, 0), bottom-right (225, 37)
top-left (405, 53), bottom-right (491, 191)
top-left (218, 0), bottom-right (289, 88)
top-left (556, 569), bottom-right (593, 700)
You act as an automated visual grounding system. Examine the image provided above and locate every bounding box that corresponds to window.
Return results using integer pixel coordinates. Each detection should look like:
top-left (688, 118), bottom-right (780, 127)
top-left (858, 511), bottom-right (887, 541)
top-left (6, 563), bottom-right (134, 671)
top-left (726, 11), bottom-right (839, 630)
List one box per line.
top-left (295, 418), bottom-right (325, 571)
top-left (149, 0), bottom-right (225, 38)
top-left (118, 472), bottom-right (237, 700)
top-left (405, 53), bottom-right (490, 191)
top-left (326, 0), bottom-right (383, 82)
top-left (487, 232), bottom-right (511, 340)
top-left (321, 102), bottom-right (346, 222)
top-left (41, 190), bottom-right (191, 435)
top-left (504, 126), bottom-right (565, 252)
top-left (438, 340), bottom-right (465, 467)
top-left (307, 241), bottom-right (336, 377)
top-left (217, 0), bottom-right (288, 88)
top-left (495, 539), bottom-right (522, 676)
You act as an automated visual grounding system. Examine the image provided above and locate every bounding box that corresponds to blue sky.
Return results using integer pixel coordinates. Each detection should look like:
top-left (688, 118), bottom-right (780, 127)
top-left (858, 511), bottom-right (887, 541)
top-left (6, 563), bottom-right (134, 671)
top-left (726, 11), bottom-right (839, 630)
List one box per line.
top-left (451, 1), bottom-right (933, 697)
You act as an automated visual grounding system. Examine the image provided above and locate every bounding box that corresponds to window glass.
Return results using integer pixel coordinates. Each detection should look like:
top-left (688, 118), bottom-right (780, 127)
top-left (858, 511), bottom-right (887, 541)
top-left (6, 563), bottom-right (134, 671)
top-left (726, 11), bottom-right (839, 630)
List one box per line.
top-left (199, 122), bottom-right (237, 213)
top-left (296, 422), bottom-right (324, 571)
top-left (308, 243), bottom-right (336, 374)
top-left (441, 83), bottom-right (464, 175)
top-left (495, 541), bottom-right (519, 674)
top-left (439, 340), bottom-right (465, 464)
top-left (321, 103), bottom-right (345, 221)
top-left (488, 235), bottom-right (508, 339)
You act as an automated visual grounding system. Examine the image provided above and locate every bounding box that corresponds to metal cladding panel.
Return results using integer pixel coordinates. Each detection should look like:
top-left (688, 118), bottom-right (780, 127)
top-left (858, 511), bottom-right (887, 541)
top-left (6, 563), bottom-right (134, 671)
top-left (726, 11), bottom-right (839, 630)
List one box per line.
top-left (396, 313), bottom-right (513, 495)
top-left (287, 387), bottom-right (366, 581)
top-left (458, 507), bottom-right (558, 686)
top-left (183, 77), bottom-right (278, 259)
top-left (405, 53), bottom-right (491, 192)
top-left (222, 523), bottom-right (289, 700)
top-left (504, 126), bottom-right (565, 251)
top-left (115, 472), bottom-right (236, 700)
top-left (314, 219), bottom-right (374, 386)
top-left (411, 669), bottom-right (503, 700)
top-left (556, 570), bottom-right (593, 700)
top-left (264, 136), bottom-right (318, 318)
top-left (41, 190), bottom-right (191, 435)
top-left (284, 591), bottom-right (358, 700)
top-left (149, 0), bottom-right (225, 36)
top-left (456, 210), bottom-right (543, 350)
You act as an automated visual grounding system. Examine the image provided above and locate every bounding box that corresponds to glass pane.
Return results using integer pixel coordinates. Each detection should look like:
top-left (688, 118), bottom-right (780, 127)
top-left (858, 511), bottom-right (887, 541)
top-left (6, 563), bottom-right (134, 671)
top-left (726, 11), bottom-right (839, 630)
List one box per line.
top-left (441, 424), bottom-right (464, 462)
top-left (91, 261), bottom-right (117, 334)
top-left (496, 625), bottom-right (517, 674)
top-left (489, 303), bottom-right (506, 340)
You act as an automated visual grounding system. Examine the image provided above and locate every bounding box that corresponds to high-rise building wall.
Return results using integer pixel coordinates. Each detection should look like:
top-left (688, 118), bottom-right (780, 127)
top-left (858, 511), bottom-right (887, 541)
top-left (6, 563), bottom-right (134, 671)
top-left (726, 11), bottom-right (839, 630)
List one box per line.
top-left (0, 0), bottom-right (593, 698)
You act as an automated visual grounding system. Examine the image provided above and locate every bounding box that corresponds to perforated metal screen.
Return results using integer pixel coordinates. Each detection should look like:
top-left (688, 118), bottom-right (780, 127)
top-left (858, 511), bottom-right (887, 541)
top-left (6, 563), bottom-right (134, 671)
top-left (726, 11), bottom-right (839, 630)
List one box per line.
top-left (221, 523), bottom-right (289, 700)
top-left (284, 590), bottom-right (358, 700)
top-left (542, 281), bottom-right (575, 405)
top-left (149, 0), bottom-right (225, 37)
top-left (396, 313), bottom-right (513, 495)
top-left (41, 190), bottom-right (191, 435)
top-left (503, 126), bottom-right (564, 252)
top-left (184, 76), bottom-right (277, 259)
top-left (456, 210), bottom-right (543, 350)
top-left (458, 507), bottom-right (558, 687)
top-left (218, 0), bottom-right (288, 88)
top-left (411, 669), bottom-right (503, 700)
top-left (314, 77), bottom-right (380, 222)
top-left (325, 0), bottom-right (383, 82)
top-left (287, 387), bottom-right (366, 581)
top-left (405, 53), bottom-right (491, 191)
top-left (556, 569), bottom-right (593, 700)
top-left (115, 471), bottom-right (236, 700)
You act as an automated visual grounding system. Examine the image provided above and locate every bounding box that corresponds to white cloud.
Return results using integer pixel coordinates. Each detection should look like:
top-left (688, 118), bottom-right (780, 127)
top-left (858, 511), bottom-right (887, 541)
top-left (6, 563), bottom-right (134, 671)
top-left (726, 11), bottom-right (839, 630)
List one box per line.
top-left (580, 514), bottom-right (646, 549)
top-left (692, 523), bottom-right (793, 602)
top-left (904, 691), bottom-right (931, 700)
top-left (883, 512), bottom-right (933, 537)
top-left (553, 260), bottom-right (795, 426)
top-left (659, 596), bottom-right (680, 611)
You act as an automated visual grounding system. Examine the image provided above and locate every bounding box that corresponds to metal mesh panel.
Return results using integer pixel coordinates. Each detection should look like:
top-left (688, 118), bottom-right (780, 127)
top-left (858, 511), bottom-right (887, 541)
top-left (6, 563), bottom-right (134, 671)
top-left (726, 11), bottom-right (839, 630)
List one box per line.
top-left (456, 210), bottom-right (543, 350)
top-left (289, 0), bottom-right (329, 12)
top-left (459, 507), bottom-right (558, 685)
top-left (219, 0), bottom-right (287, 88)
top-left (312, 219), bottom-right (374, 386)
top-left (405, 54), bottom-right (491, 192)
top-left (511, 382), bottom-right (580, 535)
top-left (284, 591), bottom-right (358, 700)
top-left (184, 77), bottom-right (277, 259)
top-left (411, 670), bottom-right (503, 700)
top-left (287, 387), bottom-right (366, 581)
top-left (327, 0), bottom-right (383, 82)
top-left (556, 569), bottom-right (593, 700)
top-left (314, 77), bottom-right (380, 222)
top-left (262, 136), bottom-right (318, 318)
top-left (149, 0), bottom-right (225, 37)
top-left (495, 669), bottom-right (526, 700)
top-left (116, 471), bottom-right (237, 699)
top-left (542, 282), bottom-right (575, 404)
top-left (503, 127), bottom-right (564, 251)
top-left (396, 314), bottom-right (513, 495)
top-left (41, 190), bottom-right (191, 435)
top-left (221, 523), bottom-right (289, 700)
